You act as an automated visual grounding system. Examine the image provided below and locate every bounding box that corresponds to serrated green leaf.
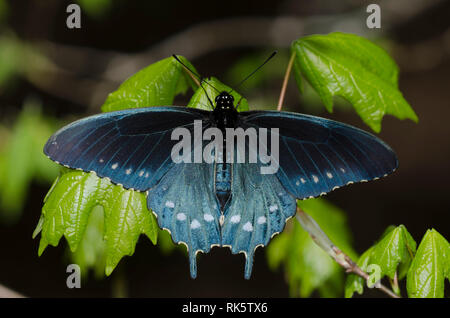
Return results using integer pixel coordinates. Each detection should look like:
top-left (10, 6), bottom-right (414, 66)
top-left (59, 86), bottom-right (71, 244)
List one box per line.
top-left (102, 183), bottom-right (157, 275)
top-left (266, 198), bottom-right (356, 297)
top-left (370, 224), bottom-right (416, 280)
top-left (36, 169), bottom-right (158, 275)
top-left (344, 225), bottom-right (416, 298)
top-left (187, 77), bottom-right (249, 111)
top-left (101, 55), bottom-right (197, 112)
top-left (291, 32), bottom-right (418, 132)
top-left (70, 206), bottom-right (106, 278)
top-left (407, 229), bottom-right (450, 298)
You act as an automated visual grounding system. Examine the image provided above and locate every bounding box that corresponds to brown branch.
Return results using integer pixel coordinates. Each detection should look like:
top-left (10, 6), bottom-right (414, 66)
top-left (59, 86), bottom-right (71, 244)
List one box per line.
top-left (296, 207), bottom-right (400, 298)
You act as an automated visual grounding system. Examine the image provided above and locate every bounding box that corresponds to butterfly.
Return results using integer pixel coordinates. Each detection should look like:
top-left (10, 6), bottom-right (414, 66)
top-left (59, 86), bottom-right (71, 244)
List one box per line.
top-left (44, 56), bottom-right (398, 279)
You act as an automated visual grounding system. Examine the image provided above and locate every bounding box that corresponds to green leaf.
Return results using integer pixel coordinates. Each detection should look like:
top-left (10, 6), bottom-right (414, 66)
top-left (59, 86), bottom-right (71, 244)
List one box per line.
top-left (77, 0), bottom-right (112, 18)
top-left (266, 198), bottom-right (356, 297)
top-left (370, 224), bottom-right (416, 279)
top-left (344, 247), bottom-right (375, 298)
top-left (266, 228), bottom-right (290, 271)
top-left (101, 55), bottom-right (197, 112)
top-left (407, 229), bottom-right (450, 298)
top-left (0, 34), bottom-right (21, 87)
top-left (35, 169), bottom-right (158, 275)
top-left (344, 225), bottom-right (416, 298)
top-left (187, 77), bottom-right (249, 111)
top-left (292, 57), bottom-right (304, 94)
top-left (70, 206), bottom-right (106, 278)
top-left (0, 102), bottom-right (59, 222)
top-left (291, 32), bottom-right (418, 132)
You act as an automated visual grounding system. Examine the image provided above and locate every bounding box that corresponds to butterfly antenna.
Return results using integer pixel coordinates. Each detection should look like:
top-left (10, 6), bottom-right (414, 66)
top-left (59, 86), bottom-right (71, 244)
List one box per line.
top-left (229, 51), bottom-right (277, 94)
top-left (172, 54), bottom-right (220, 109)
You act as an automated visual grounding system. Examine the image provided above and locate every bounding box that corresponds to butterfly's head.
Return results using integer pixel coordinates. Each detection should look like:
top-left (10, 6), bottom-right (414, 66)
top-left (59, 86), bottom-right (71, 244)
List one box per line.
top-left (215, 91), bottom-right (235, 110)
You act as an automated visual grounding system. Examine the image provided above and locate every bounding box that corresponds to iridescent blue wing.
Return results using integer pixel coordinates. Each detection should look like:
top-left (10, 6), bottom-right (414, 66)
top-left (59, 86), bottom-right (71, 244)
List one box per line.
top-left (44, 106), bottom-right (210, 191)
top-left (221, 161), bottom-right (297, 279)
top-left (240, 110), bottom-right (398, 199)
top-left (146, 162), bottom-right (221, 278)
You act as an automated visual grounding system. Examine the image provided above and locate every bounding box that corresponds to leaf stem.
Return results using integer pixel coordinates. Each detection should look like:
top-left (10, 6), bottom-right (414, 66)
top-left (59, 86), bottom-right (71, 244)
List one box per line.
top-left (277, 51), bottom-right (296, 111)
top-left (296, 207), bottom-right (400, 298)
top-left (390, 271), bottom-right (401, 296)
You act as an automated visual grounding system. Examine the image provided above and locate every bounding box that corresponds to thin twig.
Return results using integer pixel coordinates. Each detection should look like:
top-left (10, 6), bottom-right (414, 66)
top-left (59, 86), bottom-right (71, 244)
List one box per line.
top-left (296, 207), bottom-right (400, 298)
top-left (277, 51), bottom-right (295, 111)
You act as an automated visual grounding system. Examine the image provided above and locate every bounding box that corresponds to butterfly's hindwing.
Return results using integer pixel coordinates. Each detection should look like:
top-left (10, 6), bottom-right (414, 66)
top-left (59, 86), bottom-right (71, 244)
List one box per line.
top-left (222, 161), bottom-right (297, 279)
top-left (146, 162), bottom-right (221, 278)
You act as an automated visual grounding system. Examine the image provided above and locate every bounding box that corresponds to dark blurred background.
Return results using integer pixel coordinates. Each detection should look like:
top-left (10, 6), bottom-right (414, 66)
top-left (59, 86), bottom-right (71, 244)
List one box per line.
top-left (0, 0), bottom-right (449, 297)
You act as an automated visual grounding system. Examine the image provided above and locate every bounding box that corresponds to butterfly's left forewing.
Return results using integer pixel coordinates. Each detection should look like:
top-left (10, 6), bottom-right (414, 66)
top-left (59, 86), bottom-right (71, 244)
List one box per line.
top-left (44, 107), bottom-right (210, 191)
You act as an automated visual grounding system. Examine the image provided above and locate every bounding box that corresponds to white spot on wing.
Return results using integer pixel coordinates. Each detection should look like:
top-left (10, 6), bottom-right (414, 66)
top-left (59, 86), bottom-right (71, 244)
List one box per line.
top-left (340, 168), bottom-right (346, 173)
top-left (99, 158), bottom-right (104, 163)
top-left (190, 219), bottom-right (201, 229)
top-left (312, 175), bottom-right (319, 183)
top-left (165, 201), bottom-right (175, 208)
top-left (112, 163), bottom-right (118, 170)
top-left (257, 216), bottom-right (266, 224)
top-left (301, 178), bottom-right (306, 184)
top-left (203, 214), bottom-right (214, 222)
top-left (176, 213), bottom-right (186, 221)
top-left (139, 170), bottom-right (145, 177)
top-left (326, 172), bottom-right (333, 179)
top-left (269, 205), bottom-right (278, 212)
top-left (125, 168), bottom-right (132, 175)
top-left (230, 215), bottom-right (241, 223)
top-left (243, 222), bottom-right (253, 232)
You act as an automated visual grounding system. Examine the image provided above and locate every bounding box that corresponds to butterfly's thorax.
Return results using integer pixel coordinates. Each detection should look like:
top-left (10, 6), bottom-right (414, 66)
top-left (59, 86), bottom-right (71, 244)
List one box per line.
top-left (211, 92), bottom-right (238, 211)
top-left (211, 96), bottom-right (238, 131)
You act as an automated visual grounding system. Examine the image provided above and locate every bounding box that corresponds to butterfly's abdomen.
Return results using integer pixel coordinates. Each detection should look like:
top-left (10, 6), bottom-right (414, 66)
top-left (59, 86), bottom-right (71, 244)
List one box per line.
top-left (215, 162), bottom-right (232, 211)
